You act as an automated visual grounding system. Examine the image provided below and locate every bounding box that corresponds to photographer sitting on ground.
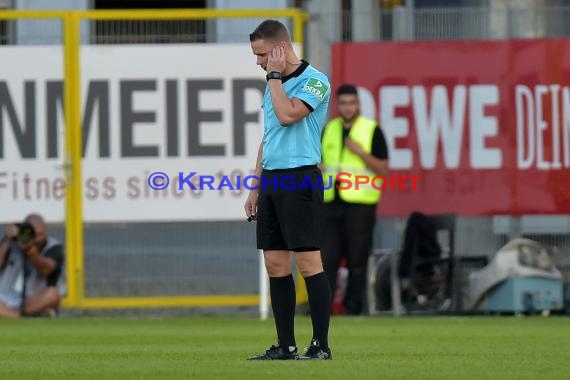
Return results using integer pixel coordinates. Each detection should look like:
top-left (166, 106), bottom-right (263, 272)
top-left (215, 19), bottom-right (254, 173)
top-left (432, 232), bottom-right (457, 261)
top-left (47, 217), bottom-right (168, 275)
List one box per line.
top-left (0, 214), bottom-right (65, 318)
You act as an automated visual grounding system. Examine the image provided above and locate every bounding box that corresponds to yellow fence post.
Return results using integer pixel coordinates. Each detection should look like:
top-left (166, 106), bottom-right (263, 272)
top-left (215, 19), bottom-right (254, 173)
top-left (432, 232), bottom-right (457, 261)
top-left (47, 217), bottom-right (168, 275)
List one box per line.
top-left (63, 11), bottom-right (85, 307)
top-left (292, 10), bottom-right (308, 44)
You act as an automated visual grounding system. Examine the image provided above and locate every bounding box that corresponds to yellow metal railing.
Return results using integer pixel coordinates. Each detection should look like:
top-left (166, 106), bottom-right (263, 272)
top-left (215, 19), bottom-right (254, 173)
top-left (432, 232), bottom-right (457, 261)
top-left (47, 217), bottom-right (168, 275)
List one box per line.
top-left (77, 9), bottom-right (308, 44)
top-left (0, 8), bottom-right (309, 310)
top-left (63, 11), bottom-right (83, 308)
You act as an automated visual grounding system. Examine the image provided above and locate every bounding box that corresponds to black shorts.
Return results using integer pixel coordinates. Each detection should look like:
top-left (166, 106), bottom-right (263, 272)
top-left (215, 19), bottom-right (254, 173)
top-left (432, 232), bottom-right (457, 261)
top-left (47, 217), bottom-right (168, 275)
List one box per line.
top-left (256, 165), bottom-right (323, 251)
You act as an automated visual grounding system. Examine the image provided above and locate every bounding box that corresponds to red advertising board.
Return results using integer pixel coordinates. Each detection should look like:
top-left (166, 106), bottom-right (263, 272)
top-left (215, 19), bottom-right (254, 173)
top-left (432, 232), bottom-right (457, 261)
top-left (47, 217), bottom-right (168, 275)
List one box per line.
top-left (332, 38), bottom-right (570, 217)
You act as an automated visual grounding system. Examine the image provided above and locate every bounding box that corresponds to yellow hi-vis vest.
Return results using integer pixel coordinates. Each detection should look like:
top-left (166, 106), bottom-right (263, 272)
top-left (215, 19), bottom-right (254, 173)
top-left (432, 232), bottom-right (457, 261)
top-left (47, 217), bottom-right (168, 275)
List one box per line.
top-left (321, 115), bottom-right (382, 204)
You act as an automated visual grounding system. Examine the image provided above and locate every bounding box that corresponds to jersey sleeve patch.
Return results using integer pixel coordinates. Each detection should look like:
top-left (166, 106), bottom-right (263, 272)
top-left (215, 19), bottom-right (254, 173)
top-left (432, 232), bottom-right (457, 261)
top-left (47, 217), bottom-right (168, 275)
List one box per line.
top-left (303, 77), bottom-right (329, 101)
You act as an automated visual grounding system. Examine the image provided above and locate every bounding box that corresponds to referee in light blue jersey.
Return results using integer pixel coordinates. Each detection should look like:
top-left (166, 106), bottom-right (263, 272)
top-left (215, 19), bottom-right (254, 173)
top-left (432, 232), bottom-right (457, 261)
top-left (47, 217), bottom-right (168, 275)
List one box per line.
top-left (244, 19), bottom-right (332, 361)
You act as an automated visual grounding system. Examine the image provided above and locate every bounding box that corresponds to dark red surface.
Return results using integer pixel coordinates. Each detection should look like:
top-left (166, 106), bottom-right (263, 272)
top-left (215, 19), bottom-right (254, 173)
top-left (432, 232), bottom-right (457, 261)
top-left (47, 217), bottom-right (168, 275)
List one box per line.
top-left (331, 39), bottom-right (570, 216)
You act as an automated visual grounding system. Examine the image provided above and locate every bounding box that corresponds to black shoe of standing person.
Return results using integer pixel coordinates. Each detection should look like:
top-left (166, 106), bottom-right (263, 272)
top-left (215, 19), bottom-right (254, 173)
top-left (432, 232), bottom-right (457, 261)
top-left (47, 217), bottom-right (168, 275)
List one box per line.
top-left (300, 339), bottom-right (332, 360)
top-left (247, 345), bottom-right (299, 360)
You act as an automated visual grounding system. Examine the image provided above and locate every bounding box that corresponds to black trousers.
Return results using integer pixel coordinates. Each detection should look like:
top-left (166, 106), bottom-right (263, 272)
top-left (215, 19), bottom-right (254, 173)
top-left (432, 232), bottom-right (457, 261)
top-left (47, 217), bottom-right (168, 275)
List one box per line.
top-left (320, 201), bottom-right (377, 315)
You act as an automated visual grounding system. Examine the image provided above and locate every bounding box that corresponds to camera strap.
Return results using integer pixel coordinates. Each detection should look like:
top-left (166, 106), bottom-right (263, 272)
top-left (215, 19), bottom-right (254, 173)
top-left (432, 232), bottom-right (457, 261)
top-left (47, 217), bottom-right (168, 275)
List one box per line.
top-left (20, 254), bottom-right (28, 317)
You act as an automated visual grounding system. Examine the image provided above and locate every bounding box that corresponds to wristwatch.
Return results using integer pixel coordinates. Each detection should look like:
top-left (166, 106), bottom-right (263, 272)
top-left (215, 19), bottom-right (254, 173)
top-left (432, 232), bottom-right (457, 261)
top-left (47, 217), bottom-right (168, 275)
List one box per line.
top-left (266, 71), bottom-right (282, 81)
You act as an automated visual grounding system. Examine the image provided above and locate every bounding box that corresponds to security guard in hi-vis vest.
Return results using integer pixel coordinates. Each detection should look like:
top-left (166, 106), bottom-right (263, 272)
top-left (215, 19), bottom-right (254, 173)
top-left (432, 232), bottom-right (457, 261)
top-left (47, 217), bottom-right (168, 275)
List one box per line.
top-left (320, 84), bottom-right (389, 315)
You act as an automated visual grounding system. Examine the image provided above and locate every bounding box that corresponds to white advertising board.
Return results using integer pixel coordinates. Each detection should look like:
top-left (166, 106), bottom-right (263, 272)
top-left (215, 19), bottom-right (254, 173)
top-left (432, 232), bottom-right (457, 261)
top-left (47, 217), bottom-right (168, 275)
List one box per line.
top-left (0, 44), bottom-right (271, 222)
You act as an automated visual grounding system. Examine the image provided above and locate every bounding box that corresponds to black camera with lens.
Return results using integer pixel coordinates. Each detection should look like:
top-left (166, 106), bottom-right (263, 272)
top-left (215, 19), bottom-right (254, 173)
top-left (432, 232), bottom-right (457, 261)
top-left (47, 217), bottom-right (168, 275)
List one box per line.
top-left (16, 222), bottom-right (36, 243)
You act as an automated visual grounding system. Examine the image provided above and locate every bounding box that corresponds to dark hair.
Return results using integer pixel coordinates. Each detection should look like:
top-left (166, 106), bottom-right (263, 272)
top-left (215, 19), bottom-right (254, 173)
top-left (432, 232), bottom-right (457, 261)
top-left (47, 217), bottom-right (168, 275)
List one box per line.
top-left (249, 19), bottom-right (290, 42)
top-left (336, 84), bottom-right (358, 96)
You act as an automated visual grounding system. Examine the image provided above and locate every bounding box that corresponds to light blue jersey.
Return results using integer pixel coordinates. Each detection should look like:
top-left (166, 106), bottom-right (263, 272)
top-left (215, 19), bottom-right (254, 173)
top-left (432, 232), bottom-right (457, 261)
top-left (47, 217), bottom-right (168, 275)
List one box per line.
top-left (261, 61), bottom-right (331, 170)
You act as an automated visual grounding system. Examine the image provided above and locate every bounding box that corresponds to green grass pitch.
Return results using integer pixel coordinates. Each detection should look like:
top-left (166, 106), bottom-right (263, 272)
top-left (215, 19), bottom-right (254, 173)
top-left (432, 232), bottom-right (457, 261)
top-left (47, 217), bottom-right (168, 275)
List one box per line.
top-left (1, 315), bottom-right (568, 379)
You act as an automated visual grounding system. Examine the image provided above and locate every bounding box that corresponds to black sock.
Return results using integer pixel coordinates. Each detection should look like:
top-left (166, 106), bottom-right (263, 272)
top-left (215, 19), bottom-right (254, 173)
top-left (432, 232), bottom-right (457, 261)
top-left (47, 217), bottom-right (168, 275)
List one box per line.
top-left (304, 272), bottom-right (331, 348)
top-left (269, 274), bottom-right (296, 349)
